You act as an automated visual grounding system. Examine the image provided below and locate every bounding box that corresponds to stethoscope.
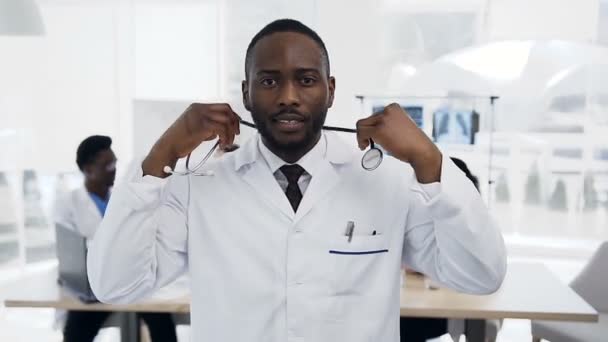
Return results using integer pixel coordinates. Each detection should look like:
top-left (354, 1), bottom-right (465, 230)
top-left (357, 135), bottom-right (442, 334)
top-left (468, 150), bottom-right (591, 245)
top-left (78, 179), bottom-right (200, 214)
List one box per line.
top-left (164, 119), bottom-right (383, 176)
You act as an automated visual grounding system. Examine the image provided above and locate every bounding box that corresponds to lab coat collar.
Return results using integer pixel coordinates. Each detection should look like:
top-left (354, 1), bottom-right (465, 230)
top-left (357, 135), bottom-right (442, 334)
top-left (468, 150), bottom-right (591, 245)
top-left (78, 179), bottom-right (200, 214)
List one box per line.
top-left (233, 131), bottom-right (356, 222)
top-left (257, 133), bottom-right (326, 177)
top-left (77, 186), bottom-right (104, 221)
top-left (233, 131), bottom-right (355, 171)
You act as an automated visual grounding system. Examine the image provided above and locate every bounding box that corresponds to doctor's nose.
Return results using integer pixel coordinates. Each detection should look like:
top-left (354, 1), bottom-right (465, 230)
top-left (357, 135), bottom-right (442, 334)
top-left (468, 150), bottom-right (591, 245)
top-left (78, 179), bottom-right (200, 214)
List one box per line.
top-left (277, 81), bottom-right (300, 108)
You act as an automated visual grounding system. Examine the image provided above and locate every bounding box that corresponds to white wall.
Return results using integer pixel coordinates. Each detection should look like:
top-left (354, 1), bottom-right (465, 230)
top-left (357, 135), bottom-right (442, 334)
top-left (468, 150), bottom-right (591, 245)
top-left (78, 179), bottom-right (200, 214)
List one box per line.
top-left (0, 0), bottom-right (224, 172)
top-left (316, 0), bottom-right (386, 127)
top-left (134, 1), bottom-right (219, 101)
top-left (0, 1), bottom-right (127, 173)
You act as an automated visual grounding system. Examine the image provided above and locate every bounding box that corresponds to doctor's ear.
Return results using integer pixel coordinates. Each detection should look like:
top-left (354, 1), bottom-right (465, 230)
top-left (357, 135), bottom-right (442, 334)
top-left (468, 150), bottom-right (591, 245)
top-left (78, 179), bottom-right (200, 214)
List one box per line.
top-left (83, 166), bottom-right (96, 180)
top-left (242, 80), bottom-right (251, 111)
top-left (328, 76), bottom-right (336, 108)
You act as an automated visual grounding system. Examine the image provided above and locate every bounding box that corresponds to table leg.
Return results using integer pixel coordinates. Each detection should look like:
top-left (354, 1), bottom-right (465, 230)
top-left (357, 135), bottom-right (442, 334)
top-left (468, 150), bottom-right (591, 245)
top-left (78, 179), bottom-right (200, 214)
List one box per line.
top-left (465, 319), bottom-right (486, 342)
top-left (120, 312), bottom-right (141, 342)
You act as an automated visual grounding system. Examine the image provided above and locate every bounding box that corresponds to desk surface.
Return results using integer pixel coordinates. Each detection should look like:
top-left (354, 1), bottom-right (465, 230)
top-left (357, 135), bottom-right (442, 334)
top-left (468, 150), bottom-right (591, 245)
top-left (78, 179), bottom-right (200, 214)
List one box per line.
top-left (2, 265), bottom-right (190, 313)
top-left (400, 263), bottom-right (597, 322)
top-left (3, 263), bottom-right (598, 322)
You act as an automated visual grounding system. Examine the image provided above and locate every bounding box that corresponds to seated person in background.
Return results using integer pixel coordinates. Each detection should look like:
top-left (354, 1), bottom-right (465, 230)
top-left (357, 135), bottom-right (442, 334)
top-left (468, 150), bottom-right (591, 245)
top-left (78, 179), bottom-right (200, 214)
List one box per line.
top-left (54, 135), bottom-right (178, 342)
top-left (400, 157), bottom-right (483, 342)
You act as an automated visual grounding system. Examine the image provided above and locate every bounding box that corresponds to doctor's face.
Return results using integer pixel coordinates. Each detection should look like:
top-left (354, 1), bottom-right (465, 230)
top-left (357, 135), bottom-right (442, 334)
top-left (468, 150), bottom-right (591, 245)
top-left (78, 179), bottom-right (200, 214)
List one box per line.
top-left (84, 149), bottom-right (116, 187)
top-left (242, 32), bottom-right (335, 152)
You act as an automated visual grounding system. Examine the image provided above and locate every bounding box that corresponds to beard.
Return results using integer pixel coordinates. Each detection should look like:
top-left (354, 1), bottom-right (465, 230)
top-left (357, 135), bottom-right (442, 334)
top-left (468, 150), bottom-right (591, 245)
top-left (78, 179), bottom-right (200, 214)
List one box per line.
top-left (251, 107), bottom-right (328, 151)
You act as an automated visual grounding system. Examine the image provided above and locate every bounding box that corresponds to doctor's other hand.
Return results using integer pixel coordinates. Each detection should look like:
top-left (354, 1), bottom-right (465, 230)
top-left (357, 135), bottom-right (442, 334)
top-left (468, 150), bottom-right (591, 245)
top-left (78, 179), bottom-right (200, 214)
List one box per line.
top-left (142, 103), bottom-right (241, 178)
top-left (356, 103), bottom-right (442, 183)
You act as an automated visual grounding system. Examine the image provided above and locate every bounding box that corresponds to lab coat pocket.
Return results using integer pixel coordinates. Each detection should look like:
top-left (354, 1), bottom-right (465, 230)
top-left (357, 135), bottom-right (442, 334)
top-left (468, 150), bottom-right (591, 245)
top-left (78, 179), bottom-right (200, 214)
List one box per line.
top-left (328, 235), bottom-right (390, 298)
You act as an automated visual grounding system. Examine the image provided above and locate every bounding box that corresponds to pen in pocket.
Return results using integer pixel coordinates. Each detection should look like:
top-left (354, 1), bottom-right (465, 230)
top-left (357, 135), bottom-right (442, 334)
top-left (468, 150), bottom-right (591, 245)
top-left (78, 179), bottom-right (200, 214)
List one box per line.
top-left (344, 221), bottom-right (355, 242)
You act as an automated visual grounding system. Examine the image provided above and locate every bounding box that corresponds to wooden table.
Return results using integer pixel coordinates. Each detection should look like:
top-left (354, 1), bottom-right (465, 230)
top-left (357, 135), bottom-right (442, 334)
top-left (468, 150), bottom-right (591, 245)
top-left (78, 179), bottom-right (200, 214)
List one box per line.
top-left (4, 263), bottom-right (597, 342)
top-left (2, 266), bottom-right (190, 342)
top-left (400, 263), bottom-right (598, 341)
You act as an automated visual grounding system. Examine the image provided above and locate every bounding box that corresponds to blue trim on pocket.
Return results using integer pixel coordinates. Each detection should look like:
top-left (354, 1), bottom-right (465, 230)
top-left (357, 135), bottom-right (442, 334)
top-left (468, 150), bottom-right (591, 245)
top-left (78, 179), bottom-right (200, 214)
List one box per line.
top-left (329, 249), bottom-right (389, 255)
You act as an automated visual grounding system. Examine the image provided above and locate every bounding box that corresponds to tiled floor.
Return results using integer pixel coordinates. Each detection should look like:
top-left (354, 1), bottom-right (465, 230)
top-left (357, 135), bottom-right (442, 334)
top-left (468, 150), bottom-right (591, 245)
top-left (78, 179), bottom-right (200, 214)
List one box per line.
top-left (0, 258), bottom-right (585, 341)
top-left (0, 306), bottom-right (531, 342)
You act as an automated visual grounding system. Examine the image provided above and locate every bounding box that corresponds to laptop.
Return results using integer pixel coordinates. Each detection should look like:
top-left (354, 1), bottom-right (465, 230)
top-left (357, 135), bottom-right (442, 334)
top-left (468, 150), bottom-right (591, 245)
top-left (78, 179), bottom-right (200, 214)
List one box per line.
top-left (55, 223), bottom-right (98, 303)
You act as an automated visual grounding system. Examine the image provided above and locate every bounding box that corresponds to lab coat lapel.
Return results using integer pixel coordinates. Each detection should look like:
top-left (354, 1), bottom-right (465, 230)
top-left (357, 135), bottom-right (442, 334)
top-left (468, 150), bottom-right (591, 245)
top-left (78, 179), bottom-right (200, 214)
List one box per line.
top-left (77, 187), bottom-right (102, 222)
top-left (234, 132), bottom-right (356, 223)
top-left (241, 161), bottom-right (295, 220)
top-left (293, 160), bottom-right (341, 224)
top-left (294, 133), bottom-right (355, 224)
top-left (235, 135), bottom-right (294, 220)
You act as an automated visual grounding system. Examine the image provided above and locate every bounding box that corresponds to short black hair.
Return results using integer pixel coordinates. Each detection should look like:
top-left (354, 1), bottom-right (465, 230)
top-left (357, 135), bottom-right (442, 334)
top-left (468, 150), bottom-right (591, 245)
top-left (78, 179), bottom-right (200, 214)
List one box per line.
top-left (76, 135), bottom-right (112, 171)
top-left (245, 19), bottom-right (330, 78)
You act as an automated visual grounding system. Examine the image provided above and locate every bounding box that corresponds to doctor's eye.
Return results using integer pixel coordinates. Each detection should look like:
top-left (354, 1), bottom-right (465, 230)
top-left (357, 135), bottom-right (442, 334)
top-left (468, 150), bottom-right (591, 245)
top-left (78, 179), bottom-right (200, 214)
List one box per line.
top-left (260, 78), bottom-right (277, 87)
top-left (300, 76), bottom-right (317, 86)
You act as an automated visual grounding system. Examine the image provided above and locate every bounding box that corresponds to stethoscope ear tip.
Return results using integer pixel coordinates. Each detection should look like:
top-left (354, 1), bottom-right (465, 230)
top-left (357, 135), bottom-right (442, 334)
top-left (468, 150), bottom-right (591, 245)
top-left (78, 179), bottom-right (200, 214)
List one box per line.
top-left (163, 165), bottom-right (215, 176)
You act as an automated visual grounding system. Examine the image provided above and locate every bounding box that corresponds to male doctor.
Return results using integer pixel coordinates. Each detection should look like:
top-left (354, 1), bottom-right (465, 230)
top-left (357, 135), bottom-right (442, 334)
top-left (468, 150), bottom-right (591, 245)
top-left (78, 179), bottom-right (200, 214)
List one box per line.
top-left (55, 135), bottom-right (177, 342)
top-left (88, 19), bottom-right (507, 341)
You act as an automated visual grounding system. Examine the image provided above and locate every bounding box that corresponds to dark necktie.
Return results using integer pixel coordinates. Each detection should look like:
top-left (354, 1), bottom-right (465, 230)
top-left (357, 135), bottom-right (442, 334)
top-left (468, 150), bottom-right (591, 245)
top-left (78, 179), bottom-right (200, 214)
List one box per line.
top-left (280, 164), bottom-right (305, 212)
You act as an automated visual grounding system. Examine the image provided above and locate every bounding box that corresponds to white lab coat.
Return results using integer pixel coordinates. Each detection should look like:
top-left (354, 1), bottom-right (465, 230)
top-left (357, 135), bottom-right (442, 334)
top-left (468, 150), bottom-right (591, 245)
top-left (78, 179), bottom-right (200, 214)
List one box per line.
top-left (54, 186), bottom-right (103, 240)
top-left (88, 132), bottom-right (507, 342)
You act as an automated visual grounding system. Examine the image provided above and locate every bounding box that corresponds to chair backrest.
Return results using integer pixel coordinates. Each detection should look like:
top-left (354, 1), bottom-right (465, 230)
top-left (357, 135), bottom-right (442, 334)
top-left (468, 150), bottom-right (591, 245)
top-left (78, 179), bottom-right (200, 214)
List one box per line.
top-left (55, 223), bottom-right (96, 302)
top-left (570, 241), bottom-right (608, 312)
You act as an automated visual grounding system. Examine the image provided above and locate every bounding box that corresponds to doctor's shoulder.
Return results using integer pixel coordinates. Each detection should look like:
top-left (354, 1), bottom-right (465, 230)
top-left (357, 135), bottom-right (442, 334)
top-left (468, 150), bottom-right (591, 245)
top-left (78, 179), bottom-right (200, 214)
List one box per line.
top-left (53, 188), bottom-right (80, 227)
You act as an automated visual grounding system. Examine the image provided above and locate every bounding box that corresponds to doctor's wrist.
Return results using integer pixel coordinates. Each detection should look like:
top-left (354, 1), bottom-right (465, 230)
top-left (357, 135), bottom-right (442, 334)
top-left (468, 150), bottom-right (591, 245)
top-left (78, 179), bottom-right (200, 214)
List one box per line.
top-left (411, 148), bottom-right (442, 184)
top-left (142, 145), bottom-right (178, 178)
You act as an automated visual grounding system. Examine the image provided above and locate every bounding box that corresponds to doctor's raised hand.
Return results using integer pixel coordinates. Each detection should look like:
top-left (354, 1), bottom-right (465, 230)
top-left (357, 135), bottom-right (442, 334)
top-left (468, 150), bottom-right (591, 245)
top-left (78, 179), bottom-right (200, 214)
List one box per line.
top-left (356, 103), bottom-right (442, 184)
top-left (142, 103), bottom-right (241, 178)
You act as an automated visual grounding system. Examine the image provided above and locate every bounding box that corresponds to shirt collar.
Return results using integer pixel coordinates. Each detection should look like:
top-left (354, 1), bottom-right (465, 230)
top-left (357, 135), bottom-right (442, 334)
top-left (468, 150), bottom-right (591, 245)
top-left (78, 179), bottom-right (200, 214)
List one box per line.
top-left (257, 134), bottom-right (327, 176)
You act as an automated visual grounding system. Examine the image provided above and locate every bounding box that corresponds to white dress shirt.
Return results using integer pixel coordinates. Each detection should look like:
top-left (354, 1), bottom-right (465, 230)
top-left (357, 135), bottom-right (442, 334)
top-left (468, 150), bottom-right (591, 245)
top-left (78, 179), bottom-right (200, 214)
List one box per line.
top-left (258, 133), bottom-right (322, 194)
top-left (88, 132), bottom-right (507, 342)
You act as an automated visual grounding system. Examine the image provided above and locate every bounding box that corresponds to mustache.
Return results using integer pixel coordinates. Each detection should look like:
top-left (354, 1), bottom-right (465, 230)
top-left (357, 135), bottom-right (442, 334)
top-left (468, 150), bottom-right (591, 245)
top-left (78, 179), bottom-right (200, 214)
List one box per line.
top-left (271, 107), bottom-right (305, 119)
